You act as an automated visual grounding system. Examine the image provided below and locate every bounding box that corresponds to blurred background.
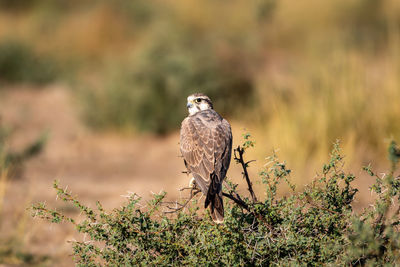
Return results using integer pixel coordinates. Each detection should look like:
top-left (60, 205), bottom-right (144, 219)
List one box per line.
top-left (0, 0), bottom-right (399, 265)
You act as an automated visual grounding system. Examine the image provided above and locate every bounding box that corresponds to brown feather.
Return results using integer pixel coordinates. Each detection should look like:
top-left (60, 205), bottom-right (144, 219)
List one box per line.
top-left (180, 108), bottom-right (232, 223)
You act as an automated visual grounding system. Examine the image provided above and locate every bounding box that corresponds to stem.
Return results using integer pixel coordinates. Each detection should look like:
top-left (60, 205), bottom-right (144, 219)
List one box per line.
top-left (235, 146), bottom-right (258, 202)
top-left (222, 192), bottom-right (250, 212)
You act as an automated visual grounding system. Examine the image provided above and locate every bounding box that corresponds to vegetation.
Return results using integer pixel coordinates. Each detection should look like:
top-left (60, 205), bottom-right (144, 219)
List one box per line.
top-left (0, 121), bottom-right (47, 177)
top-left (1, 0), bottom-right (399, 165)
top-left (1, 1), bottom-right (399, 265)
top-left (0, 121), bottom-right (48, 265)
top-left (0, 40), bottom-right (58, 85)
top-left (32, 135), bottom-right (400, 266)
top-left (79, 31), bottom-right (255, 134)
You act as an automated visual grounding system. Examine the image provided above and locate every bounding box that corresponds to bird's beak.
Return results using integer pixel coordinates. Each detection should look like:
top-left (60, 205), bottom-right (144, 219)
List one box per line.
top-left (187, 102), bottom-right (193, 109)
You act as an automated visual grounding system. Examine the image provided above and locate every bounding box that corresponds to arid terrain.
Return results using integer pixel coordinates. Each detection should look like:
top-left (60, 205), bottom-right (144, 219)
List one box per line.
top-left (0, 85), bottom-right (254, 266)
top-left (0, 84), bottom-right (381, 266)
top-left (0, 1), bottom-right (398, 264)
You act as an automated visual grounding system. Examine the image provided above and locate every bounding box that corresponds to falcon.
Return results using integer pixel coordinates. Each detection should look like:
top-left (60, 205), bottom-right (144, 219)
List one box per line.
top-left (180, 93), bottom-right (232, 223)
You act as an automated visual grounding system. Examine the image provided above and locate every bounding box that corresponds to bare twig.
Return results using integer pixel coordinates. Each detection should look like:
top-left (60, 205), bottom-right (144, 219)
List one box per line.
top-left (222, 192), bottom-right (250, 212)
top-left (179, 187), bottom-right (194, 191)
top-left (222, 189), bottom-right (272, 230)
top-left (171, 146), bottom-right (270, 227)
top-left (234, 146), bottom-right (258, 202)
top-left (163, 187), bottom-right (200, 214)
top-left (304, 195), bottom-right (341, 215)
top-left (223, 180), bottom-right (244, 200)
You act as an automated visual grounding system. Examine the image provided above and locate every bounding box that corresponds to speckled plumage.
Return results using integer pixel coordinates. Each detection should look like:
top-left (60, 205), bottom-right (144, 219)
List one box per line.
top-left (180, 94), bottom-right (232, 223)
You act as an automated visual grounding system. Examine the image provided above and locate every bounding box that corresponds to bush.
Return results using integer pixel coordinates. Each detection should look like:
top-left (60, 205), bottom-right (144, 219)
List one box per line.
top-left (79, 24), bottom-right (256, 135)
top-left (0, 40), bottom-right (58, 85)
top-left (31, 136), bottom-right (400, 266)
top-left (0, 0), bottom-right (90, 11)
top-left (0, 121), bottom-right (48, 265)
top-left (0, 0), bottom-right (39, 10)
top-left (0, 121), bottom-right (47, 178)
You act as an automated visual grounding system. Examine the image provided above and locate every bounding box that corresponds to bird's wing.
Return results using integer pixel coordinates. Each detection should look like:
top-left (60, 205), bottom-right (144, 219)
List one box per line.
top-left (219, 118), bottom-right (233, 180)
top-left (180, 115), bottom-right (215, 194)
top-left (207, 118), bottom-right (232, 197)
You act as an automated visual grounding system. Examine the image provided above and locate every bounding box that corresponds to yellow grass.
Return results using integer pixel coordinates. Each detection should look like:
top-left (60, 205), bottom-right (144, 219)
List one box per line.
top-left (0, 0), bottom-right (399, 175)
top-left (0, 0), bottom-right (398, 182)
top-left (0, 2), bottom-right (399, 265)
top-left (252, 48), bottom-right (400, 171)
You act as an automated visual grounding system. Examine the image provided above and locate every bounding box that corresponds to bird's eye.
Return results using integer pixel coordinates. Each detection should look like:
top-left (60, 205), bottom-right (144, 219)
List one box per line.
top-left (195, 98), bottom-right (201, 103)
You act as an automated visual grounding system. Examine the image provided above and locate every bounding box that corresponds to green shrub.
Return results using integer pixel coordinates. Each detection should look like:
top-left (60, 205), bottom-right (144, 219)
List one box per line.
top-left (79, 26), bottom-right (255, 135)
top-left (0, 122), bottom-right (47, 177)
top-left (31, 136), bottom-right (400, 266)
top-left (0, 40), bottom-right (58, 85)
top-left (0, 0), bottom-right (38, 10)
top-left (0, 121), bottom-right (48, 265)
top-left (340, 0), bottom-right (389, 47)
top-left (0, 0), bottom-right (89, 11)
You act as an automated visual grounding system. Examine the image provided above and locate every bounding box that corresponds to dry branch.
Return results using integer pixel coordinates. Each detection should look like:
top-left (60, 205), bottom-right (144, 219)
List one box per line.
top-left (234, 146), bottom-right (258, 202)
top-left (163, 186), bottom-right (201, 213)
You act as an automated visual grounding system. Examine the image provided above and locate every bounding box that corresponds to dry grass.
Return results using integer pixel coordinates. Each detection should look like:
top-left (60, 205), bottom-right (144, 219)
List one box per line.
top-left (252, 48), bottom-right (400, 173)
top-left (0, 0), bottom-right (399, 264)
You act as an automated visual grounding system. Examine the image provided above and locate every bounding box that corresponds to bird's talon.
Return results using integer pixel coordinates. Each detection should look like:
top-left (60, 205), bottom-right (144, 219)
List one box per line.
top-left (188, 177), bottom-right (196, 188)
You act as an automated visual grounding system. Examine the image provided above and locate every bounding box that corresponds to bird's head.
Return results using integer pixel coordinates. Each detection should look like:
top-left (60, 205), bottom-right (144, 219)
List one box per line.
top-left (186, 93), bottom-right (213, 115)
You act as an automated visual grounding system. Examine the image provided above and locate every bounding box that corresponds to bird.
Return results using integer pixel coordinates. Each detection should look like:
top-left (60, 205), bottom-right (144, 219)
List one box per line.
top-left (180, 93), bottom-right (232, 224)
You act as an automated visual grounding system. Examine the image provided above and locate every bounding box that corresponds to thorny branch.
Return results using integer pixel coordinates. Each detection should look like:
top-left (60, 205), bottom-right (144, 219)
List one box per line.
top-left (222, 180), bottom-right (250, 212)
top-left (234, 146), bottom-right (258, 202)
top-left (224, 147), bottom-right (273, 229)
top-left (169, 145), bottom-right (272, 229)
top-left (163, 186), bottom-right (201, 213)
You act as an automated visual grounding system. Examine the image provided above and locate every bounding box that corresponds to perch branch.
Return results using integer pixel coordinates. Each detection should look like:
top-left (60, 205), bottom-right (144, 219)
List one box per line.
top-left (234, 146), bottom-right (258, 202)
top-left (222, 180), bottom-right (250, 211)
top-left (222, 192), bottom-right (250, 212)
top-left (163, 186), bottom-right (201, 214)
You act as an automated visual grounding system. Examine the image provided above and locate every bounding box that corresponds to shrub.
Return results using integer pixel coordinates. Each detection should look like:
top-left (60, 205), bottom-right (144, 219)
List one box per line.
top-left (79, 24), bottom-right (256, 135)
top-left (0, 122), bottom-right (47, 178)
top-left (0, 121), bottom-right (48, 265)
top-left (0, 0), bottom-right (38, 10)
top-left (0, 0), bottom-right (88, 11)
top-left (0, 40), bottom-right (58, 85)
top-left (31, 136), bottom-right (400, 266)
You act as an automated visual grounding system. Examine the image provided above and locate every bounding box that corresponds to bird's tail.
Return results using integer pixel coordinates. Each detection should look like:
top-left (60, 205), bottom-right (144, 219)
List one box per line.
top-left (205, 173), bottom-right (224, 224)
top-left (209, 193), bottom-right (224, 224)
